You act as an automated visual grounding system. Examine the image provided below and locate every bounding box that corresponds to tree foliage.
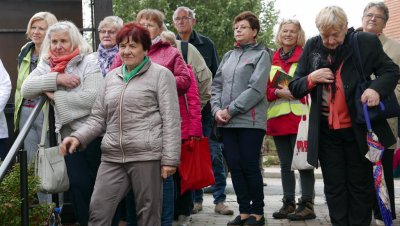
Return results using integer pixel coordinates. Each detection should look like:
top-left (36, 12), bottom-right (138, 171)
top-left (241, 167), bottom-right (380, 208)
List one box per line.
top-left (113, 0), bottom-right (279, 58)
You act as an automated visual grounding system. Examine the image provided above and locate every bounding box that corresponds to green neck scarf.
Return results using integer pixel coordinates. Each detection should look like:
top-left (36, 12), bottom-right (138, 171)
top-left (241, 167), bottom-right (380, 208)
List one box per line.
top-left (122, 56), bottom-right (149, 83)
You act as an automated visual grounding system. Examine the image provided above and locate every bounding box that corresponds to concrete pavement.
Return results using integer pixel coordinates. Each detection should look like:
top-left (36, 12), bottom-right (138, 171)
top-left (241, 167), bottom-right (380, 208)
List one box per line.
top-left (189, 166), bottom-right (400, 226)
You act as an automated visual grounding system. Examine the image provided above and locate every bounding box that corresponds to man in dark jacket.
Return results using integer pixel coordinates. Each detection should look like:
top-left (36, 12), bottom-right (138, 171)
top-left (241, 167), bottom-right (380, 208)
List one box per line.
top-left (173, 6), bottom-right (233, 216)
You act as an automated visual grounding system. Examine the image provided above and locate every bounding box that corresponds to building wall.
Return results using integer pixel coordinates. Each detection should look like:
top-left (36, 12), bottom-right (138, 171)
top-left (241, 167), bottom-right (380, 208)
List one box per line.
top-left (384, 0), bottom-right (400, 41)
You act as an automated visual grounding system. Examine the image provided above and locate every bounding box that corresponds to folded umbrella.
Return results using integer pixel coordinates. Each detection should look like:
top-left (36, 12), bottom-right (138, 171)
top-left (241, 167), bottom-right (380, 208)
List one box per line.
top-left (363, 103), bottom-right (393, 226)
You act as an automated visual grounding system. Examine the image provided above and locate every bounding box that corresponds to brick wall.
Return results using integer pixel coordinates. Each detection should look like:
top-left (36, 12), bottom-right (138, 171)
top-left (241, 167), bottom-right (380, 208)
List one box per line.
top-left (384, 0), bottom-right (400, 41)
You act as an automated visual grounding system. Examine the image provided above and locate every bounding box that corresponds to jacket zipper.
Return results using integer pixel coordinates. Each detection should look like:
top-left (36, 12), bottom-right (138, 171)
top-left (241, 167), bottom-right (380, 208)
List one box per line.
top-left (251, 108), bottom-right (256, 126)
top-left (119, 83), bottom-right (127, 163)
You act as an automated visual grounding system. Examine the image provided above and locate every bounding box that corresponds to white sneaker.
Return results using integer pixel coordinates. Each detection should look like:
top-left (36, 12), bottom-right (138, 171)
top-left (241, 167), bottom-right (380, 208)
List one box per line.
top-left (375, 219), bottom-right (385, 226)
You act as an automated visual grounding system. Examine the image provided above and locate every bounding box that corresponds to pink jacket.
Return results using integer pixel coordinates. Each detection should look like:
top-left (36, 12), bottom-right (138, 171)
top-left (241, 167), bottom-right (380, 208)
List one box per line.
top-left (180, 64), bottom-right (202, 140)
top-left (109, 41), bottom-right (191, 96)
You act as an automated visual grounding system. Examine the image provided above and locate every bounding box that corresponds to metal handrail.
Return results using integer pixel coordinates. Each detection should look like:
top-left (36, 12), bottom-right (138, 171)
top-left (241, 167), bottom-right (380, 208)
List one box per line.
top-left (0, 95), bottom-right (46, 181)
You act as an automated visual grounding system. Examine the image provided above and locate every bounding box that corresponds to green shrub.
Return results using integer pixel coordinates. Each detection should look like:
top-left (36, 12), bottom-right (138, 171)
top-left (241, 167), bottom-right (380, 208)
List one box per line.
top-left (0, 163), bottom-right (54, 225)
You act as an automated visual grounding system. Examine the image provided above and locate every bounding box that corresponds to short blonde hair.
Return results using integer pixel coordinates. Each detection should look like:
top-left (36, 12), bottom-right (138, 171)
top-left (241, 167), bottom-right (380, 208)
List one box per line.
top-left (136, 9), bottom-right (165, 29)
top-left (160, 30), bottom-right (176, 47)
top-left (98, 16), bottom-right (123, 31)
top-left (26, 12), bottom-right (58, 40)
top-left (315, 6), bottom-right (348, 32)
top-left (275, 19), bottom-right (305, 47)
top-left (41, 21), bottom-right (92, 60)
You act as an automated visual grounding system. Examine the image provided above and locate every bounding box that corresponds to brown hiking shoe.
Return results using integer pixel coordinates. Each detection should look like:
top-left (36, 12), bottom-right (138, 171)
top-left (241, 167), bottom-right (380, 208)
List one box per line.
top-left (215, 202), bottom-right (234, 215)
top-left (272, 198), bottom-right (296, 219)
top-left (287, 199), bottom-right (316, 221)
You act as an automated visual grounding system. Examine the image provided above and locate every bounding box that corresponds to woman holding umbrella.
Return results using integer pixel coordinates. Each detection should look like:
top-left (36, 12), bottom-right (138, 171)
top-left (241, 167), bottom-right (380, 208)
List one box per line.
top-left (289, 6), bottom-right (399, 225)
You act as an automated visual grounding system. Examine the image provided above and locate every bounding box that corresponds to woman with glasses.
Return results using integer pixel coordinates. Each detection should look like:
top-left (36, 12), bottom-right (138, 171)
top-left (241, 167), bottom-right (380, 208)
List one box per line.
top-left (97, 16), bottom-right (123, 77)
top-left (211, 11), bottom-right (270, 226)
top-left (361, 2), bottom-right (399, 223)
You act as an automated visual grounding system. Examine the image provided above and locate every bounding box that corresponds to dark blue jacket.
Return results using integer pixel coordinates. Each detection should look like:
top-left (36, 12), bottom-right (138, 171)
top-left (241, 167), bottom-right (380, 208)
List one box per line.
top-left (177, 30), bottom-right (219, 77)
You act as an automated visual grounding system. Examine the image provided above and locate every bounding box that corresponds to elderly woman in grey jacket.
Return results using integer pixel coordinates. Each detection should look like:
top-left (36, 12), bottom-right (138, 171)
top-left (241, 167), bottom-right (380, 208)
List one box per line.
top-left (211, 11), bottom-right (270, 226)
top-left (60, 22), bottom-right (181, 226)
top-left (21, 21), bottom-right (103, 225)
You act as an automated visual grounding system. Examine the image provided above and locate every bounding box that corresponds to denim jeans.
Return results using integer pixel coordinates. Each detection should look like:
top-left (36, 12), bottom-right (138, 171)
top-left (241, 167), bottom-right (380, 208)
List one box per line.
top-left (161, 176), bottom-right (174, 226)
top-left (194, 111), bottom-right (227, 204)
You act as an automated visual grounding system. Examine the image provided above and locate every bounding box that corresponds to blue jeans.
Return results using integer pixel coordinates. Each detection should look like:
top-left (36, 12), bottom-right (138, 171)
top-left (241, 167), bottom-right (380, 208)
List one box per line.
top-left (194, 111), bottom-right (227, 204)
top-left (161, 176), bottom-right (174, 226)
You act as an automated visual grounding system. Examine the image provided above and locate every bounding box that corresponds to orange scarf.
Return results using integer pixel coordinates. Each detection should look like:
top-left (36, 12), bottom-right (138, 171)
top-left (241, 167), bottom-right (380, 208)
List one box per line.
top-left (49, 48), bottom-right (80, 73)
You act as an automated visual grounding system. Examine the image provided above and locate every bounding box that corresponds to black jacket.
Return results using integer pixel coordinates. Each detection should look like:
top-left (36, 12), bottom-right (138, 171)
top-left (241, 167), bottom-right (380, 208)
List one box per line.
top-left (289, 29), bottom-right (399, 167)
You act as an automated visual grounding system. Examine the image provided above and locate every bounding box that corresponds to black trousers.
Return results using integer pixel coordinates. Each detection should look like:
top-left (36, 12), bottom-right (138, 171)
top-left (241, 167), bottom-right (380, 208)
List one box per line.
top-left (64, 137), bottom-right (102, 226)
top-left (319, 119), bottom-right (374, 226)
top-left (221, 128), bottom-right (265, 215)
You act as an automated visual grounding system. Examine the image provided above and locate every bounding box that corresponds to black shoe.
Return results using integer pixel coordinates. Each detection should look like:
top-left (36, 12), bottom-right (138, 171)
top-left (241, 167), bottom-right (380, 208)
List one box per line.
top-left (227, 215), bottom-right (247, 226)
top-left (243, 216), bottom-right (265, 226)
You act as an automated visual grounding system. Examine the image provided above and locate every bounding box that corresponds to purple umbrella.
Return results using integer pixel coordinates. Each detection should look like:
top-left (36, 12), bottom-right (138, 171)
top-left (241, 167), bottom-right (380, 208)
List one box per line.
top-left (363, 103), bottom-right (393, 226)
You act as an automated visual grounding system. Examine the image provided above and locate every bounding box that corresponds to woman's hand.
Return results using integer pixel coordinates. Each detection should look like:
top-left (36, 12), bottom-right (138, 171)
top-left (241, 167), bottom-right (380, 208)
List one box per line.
top-left (275, 88), bottom-right (294, 100)
top-left (56, 73), bottom-right (81, 89)
top-left (309, 68), bottom-right (334, 84)
top-left (59, 136), bottom-right (80, 156)
top-left (361, 88), bottom-right (380, 107)
top-left (44, 92), bottom-right (55, 100)
top-left (215, 109), bottom-right (231, 124)
top-left (161, 165), bottom-right (176, 179)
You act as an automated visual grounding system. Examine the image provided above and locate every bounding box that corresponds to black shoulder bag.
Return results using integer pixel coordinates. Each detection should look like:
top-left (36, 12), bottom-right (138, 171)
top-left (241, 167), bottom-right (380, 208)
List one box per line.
top-left (353, 32), bottom-right (400, 123)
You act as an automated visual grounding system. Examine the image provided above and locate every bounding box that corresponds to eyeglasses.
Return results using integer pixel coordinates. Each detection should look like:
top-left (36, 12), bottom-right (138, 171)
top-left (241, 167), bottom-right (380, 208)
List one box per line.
top-left (174, 17), bottom-right (192, 22)
top-left (364, 13), bottom-right (386, 21)
top-left (99, 30), bottom-right (116, 35)
top-left (233, 26), bottom-right (251, 31)
top-left (139, 23), bottom-right (156, 29)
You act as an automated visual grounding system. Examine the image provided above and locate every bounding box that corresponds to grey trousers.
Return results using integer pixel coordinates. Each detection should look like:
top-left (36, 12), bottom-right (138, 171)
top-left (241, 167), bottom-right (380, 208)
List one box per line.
top-left (273, 134), bottom-right (315, 201)
top-left (20, 106), bottom-right (52, 203)
top-left (89, 160), bottom-right (162, 226)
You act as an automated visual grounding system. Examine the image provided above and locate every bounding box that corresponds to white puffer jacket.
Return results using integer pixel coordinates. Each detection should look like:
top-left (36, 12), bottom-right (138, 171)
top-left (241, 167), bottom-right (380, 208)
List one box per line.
top-left (0, 59), bottom-right (11, 139)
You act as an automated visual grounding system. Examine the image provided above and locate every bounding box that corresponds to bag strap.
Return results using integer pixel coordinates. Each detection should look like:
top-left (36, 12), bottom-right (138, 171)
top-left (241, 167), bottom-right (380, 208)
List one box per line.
top-left (181, 41), bottom-right (189, 64)
top-left (40, 100), bottom-right (49, 147)
top-left (352, 32), bottom-right (367, 83)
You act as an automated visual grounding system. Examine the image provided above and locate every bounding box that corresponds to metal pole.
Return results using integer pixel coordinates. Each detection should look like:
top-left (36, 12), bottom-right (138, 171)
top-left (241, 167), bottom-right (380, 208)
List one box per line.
top-left (0, 95), bottom-right (46, 181)
top-left (19, 149), bottom-right (29, 226)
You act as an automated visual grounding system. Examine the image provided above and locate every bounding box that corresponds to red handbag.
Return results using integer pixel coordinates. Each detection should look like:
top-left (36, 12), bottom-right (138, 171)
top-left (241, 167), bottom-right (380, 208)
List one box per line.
top-left (179, 137), bottom-right (215, 195)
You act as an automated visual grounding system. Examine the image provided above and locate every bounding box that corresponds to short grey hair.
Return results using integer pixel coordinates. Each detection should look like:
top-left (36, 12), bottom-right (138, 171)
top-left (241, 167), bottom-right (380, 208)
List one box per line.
top-left (363, 2), bottom-right (389, 22)
top-left (173, 6), bottom-right (196, 20)
top-left (41, 21), bottom-right (92, 60)
top-left (315, 6), bottom-right (348, 33)
top-left (98, 16), bottom-right (123, 31)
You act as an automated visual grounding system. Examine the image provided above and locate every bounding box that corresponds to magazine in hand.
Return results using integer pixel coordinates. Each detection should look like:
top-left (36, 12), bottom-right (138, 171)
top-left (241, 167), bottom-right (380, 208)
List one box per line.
top-left (273, 70), bottom-right (293, 89)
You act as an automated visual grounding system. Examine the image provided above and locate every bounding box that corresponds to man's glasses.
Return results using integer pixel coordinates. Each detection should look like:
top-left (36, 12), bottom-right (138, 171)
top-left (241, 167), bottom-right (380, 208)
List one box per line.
top-left (174, 17), bottom-right (192, 22)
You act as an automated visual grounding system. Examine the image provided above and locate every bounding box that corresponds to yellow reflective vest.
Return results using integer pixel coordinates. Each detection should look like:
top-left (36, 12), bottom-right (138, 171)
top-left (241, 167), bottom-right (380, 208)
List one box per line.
top-left (267, 63), bottom-right (304, 119)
